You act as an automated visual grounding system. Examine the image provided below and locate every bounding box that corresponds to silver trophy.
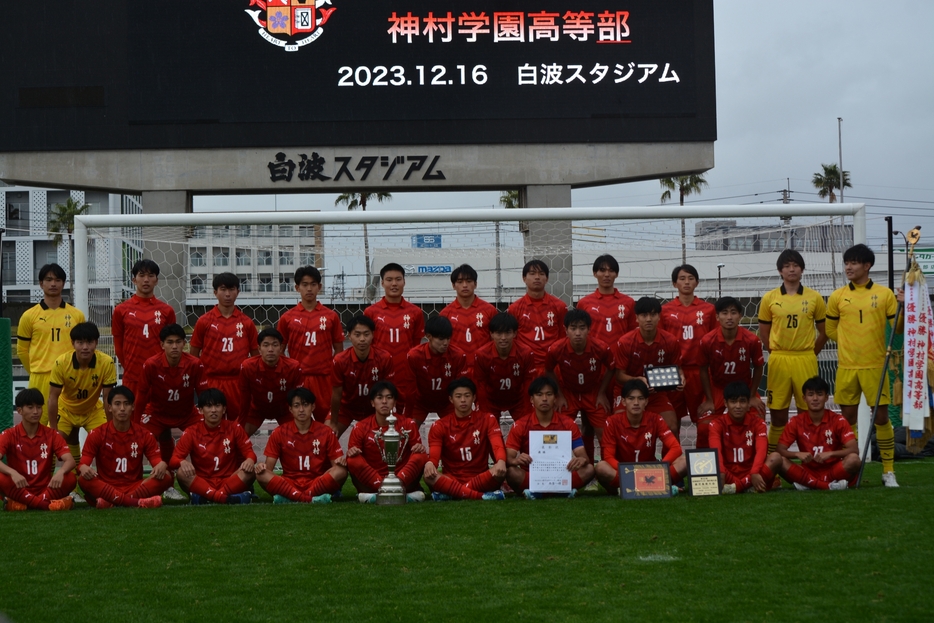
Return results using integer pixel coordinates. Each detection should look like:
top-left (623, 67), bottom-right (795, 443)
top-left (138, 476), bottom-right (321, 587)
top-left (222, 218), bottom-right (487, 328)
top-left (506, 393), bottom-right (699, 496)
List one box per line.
top-left (375, 413), bottom-right (408, 505)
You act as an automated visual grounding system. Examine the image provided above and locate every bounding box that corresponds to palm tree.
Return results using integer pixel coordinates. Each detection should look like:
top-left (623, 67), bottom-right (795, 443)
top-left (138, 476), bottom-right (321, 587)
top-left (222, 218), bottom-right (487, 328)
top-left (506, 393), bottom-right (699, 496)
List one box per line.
top-left (48, 197), bottom-right (90, 302)
top-left (659, 174), bottom-right (708, 263)
top-left (499, 190), bottom-right (520, 210)
top-left (334, 192), bottom-right (392, 302)
top-left (812, 163), bottom-right (851, 203)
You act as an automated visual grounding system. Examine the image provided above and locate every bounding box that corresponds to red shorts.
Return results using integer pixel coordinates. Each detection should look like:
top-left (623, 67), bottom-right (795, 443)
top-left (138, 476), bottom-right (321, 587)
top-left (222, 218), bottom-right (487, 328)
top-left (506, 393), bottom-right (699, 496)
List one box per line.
top-left (302, 374), bottom-right (333, 422)
top-left (672, 366), bottom-right (705, 422)
top-left (334, 406), bottom-right (369, 428)
top-left (647, 391), bottom-right (675, 415)
top-left (562, 392), bottom-right (610, 430)
top-left (409, 402), bottom-right (454, 425)
top-left (205, 376), bottom-right (242, 422)
top-left (481, 398), bottom-right (532, 422)
top-left (799, 464), bottom-right (839, 484)
top-left (201, 474), bottom-right (250, 495)
top-left (141, 406), bottom-right (203, 437)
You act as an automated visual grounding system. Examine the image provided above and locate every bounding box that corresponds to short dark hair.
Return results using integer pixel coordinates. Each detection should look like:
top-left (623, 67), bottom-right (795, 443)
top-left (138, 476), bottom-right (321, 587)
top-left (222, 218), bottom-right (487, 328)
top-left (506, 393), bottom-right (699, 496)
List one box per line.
top-left (198, 388), bottom-right (227, 407)
top-left (777, 249), bottom-right (805, 272)
top-left (108, 385), bottom-right (135, 405)
top-left (15, 388), bottom-right (44, 408)
top-left (634, 297), bottom-right (662, 315)
top-left (213, 272), bottom-right (240, 290)
top-left (425, 315), bottom-right (453, 339)
top-left (451, 264), bottom-right (478, 284)
top-left (723, 382), bottom-right (751, 402)
top-left (257, 327), bottom-right (284, 345)
top-left (671, 264), bottom-right (700, 284)
top-left (287, 387), bottom-right (316, 405)
top-left (564, 308), bottom-right (592, 328)
top-left (802, 376), bottom-right (830, 394)
top-left (592, 254), bottom-right (619, 274)
top-left (715, 297), bottom-right (743, 315)
top-left (843, 243), bottom-right (875, 267)
top-left (70, 322), bottom-right (100, 342)
top-left (489, 312), bottom-right (519, 334)
top-left (380, 263), bottom-right (406, 279)
top-left (528, 376), bottom-right (559, 396)
top-left (131, 259), bottom-right (160, 277)
top-left (370, 380), bottom-right (398, 399)
top-left (160, 323), bottom-right (187, 342)
top-left (38, 263), bottom-right (67, 282)
top-left (447, 377), bottom-right (477, 396)
top-left (622, 379), bottom-right (649, 399)
top-left (346, 314), bottom-right (375, 333)
top-left (522, 259), bottom-right (549, 278)
top-left (294, 265), bottom-right (322, 285)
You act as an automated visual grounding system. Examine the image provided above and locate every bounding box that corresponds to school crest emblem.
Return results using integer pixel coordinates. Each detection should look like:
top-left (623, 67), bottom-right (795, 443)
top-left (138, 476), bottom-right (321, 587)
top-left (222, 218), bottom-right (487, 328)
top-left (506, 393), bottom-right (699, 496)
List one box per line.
top-left (246, 0), bottom-right (337, 52)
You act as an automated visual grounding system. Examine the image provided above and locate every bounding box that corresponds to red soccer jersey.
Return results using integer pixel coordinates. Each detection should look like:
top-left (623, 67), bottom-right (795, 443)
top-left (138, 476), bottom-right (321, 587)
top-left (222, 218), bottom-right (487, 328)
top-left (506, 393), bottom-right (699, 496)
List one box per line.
top-left (697, 327), bottom-right (765, 390)
top-left (507, 293), bottom-right (568, 367)
top-left (600, 411), bottom-right (682, 469)
top-left (277, 302), bottom-right (344, 377)
top-left (661, 298), bottom-right (718, 366)
top-left (428, 410), bottom-right (507, 482)
top-left (614, 328), bottom-right (682, 377)
top-left (80, 421), bottom-right (163, 488)
top-left (545, 337), bottom-right (615, 403)
top-left (779, 409), bottom-right (855, 469)
top-left (439, 297), bottom-right (498, 355)
top-left (330, 346), bottom-right (395, 420)
top-left (136, 352), bottom-right (208, 422)
top-left (473, 342), bottom-right (539, 415)
top-left (348, 413), bottom-right (425, 476)
top-left (264, 420), bottom-right (343, 482)
top-left (111, 295), bottom-right (177, 389)
top-left (506, 413), bottom-right (584, 456)
top-left (190, 306), bottom-right (259, 378)
top-left (0, 423), bottom-right (71, 490)
top-left (238, 356), bottom-right (305, 425)
top-left (708, 412), bottom-right (768, 476)
top-left (364, 297), bottom-right (425, 397)
top-left (406, 342), bottom-right (469, 414)
top-left (576, 289), bottom-right (637, 346)
top-left (169, 420), bottom-right (257, 480)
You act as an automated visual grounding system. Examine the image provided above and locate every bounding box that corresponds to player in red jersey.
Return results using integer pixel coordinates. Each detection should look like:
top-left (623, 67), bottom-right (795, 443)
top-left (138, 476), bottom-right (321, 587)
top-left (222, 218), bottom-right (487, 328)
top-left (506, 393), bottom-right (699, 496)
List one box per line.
top-left (169, 389), bottom-right (257, 505)
top-left (545, 309), bottom-right (614, 465)
top-left (255, 387), bottom-right (347, 504)
top-left (0, 389), bottom-right (77, 511)
top-left (473, 312), bottom-right (539, 422)
top-left (507, 259), bottom-right (568, 369)
top-left (406, 316), bottom-right (469, 424)
top-left (576, 254), bottom-right (637, 349)
top-left (238, 328), bottom-right (304, 436)
top-left (695, 297), bottom-right (765, 448)
top-left (189, 272), bottom-right (259, 423)
top-left (111, 259), bottom-right (177, 397)
top-left (596, 379), bottom-right (686, 494)
top-left (78, 386), bottom-right (173, 508)
top-left (439, 264), bottom-right (498, 364)
top-left (708, 383), bottom-right (771, 493)
top-left (423, 378), bottom-right (507, 501)
top-left (276, 266), bottom-right (344, 422)
top-left (364, 263), bottom-right (425, 414)
top-left (614, 297), bottom-right (684, 435)
top-left (329, 315), bottom-right (395, 437)
top-left (661, 264), bottom-right (718, 431)
top-left (505, 377), bottom-right (595, 498)
top-left (768, 376), bottom-right (859, 490)
top-left (346, 381), bottom-right (428, 503)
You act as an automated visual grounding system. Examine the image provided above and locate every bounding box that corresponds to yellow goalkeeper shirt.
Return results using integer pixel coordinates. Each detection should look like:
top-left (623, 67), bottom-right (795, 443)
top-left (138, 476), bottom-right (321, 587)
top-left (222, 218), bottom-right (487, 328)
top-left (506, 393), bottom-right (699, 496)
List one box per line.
top-left (49, 351), bottom-right (117, 415)
top-left (16, 301), bottom-right (86, 374)
top-left (757, 284), bottom-right (826, 353)
top-left (826, 280), bottom-right (897, 369)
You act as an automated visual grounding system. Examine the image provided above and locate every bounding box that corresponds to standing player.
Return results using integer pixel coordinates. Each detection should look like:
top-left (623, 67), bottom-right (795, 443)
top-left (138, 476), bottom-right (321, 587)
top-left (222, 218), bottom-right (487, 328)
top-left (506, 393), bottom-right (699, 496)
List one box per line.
top-left (825, 244), bottom-right (899, 487)
top-left (576, 254), bottom-right (637, 349)
top-left (757, 250), bottom-right (827, 454)
top-left (346, 381), bottom-right (428, 503)
top-left (277, 266), bottom-right (344, 422)
top-left (255, 388), bottom-right (347, 504)
top-left (708, 383), bottom-right (771, 494)
top-left (169, 388), bottom-right (256, 505)
top-left (77, 386), bottom-right (173, 508)
top-left (364, 263), bottom-right (425, 414)
top-left (507, 260), bottom-right (568, 369)
top-left (111, 259), bottom-right (176, 396)
top-left (0, 389), bottom-right (76, 511)
top-left (423, 378), bottom-right (506, 501)
top-left (329, 315), bottom-right (395, 438)
top-left (472, 312), bottom-right (539, 422)
top-left (16, 263), bottom-right (86, 425)
top-left (439, 264), bottom-right (498, 365)
top-left (190, 273), bottom-right (259, 423)
top-left (238, 328), bottom-right (304, 436)
top-left (406, 316), bottom-right (468, 424)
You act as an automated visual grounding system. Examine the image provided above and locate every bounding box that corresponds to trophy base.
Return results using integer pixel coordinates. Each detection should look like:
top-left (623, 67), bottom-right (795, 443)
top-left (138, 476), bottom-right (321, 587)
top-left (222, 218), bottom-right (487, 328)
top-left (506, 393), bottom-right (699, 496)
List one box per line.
top-left (376, 475), bottom-right (407, 505)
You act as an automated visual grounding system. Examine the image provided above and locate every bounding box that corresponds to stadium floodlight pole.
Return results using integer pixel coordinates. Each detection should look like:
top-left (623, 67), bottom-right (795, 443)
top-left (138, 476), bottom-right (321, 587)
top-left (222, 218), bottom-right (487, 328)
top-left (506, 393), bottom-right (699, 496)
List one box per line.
top-left (0, 227), bottom-right (5, 318)
top-left (886, 217), bottom-right (895, 291)
top-left (717, 263), bottom-right (725, 298)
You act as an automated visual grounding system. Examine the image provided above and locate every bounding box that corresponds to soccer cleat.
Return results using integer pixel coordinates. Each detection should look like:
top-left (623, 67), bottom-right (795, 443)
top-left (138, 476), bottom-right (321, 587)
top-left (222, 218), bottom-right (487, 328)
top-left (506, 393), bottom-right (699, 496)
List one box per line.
top-left (226, 491), bottom-right (253, 505)
top-left (5, 500), bottom-right (27, 512)
top-left (583, 479), bottom-right (599, 492)
top-left (138, 496), bottom-right (163, 509)
top-left (431, 492), bottom-right (453, 502)
top-left (406, 491), bottom-right (426, 503)
top-left (828, 480), bottom-right (849, 491)
top-left (882, 472), bottom-right (900, 488)
top-left (164, 487), bottom-right (186, 501)
top-left (721, 484), bottom-right (737, 495)
top-left (189, 493), bottom-right (206, 506)
top-left (793, 482), bottom-right (809, 491)
top-left (481, 491), bottom-right (506, 501)
top-left (331, 489), bottom-right (343, 500)
top-left (670, 485), bottom-right (681, 496)
top-left (501, 482), bottom-right (514, 494)
top-left (311, 493), bottom-right (332, 504)
top-left (96, 497), bottom-right (115, 509)
top-left (357, 493), bottom-right (377, 504)
top-left (772, 475), bottom-right (782, 490)
top-left (49, 497), bottom-right (75, 512)
top-left (273, 494), bottom-right (295, 505)
top-left (70, 491), bottom-right (85, 504)
top-left (523, 489), bottom-right (542, 500)
top-left (565, 489), bottom-right (577, 499)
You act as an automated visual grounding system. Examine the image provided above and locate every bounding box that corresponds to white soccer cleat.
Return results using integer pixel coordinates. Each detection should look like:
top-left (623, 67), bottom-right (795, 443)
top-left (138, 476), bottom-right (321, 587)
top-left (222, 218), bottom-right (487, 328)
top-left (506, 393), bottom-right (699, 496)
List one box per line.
top-left (828, 480), bottom-right (849, 491)
top-left (721, 484), bottom-right (737, 495)
top-left (357, 493), bottom-right (377, 504)
top-left (882, 472), bottom-right (899, 488)
top-left (583, 479), bottom-right (599, 492)
top-left (406, 491), bottom-right (426, 503)
top-left (69, 491), bottom-right (85, 504)
top-left (163, 487), bottom-right (186, 501)
top-left (793, 482), bottom-right (809, 491)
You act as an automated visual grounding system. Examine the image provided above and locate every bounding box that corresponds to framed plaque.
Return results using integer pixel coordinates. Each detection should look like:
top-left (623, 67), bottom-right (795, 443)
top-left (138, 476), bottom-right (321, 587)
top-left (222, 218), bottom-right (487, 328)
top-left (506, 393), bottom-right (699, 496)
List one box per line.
top-left (645, 365), bottom-right (681, 391)
top-left (685, 448), bottom-right (721, 496)
top-left (619, 462), bottom-right (672, 500)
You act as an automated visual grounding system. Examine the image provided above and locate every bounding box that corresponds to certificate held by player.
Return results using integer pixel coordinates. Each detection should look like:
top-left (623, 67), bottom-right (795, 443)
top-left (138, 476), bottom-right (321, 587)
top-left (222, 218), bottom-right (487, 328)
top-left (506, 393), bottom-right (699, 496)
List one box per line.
top-left (529, 430), bottom-right (573, 493)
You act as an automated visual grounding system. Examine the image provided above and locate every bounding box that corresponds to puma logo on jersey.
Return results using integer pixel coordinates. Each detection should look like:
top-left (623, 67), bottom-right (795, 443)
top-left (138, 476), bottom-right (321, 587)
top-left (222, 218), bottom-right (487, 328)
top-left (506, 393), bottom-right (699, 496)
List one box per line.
top-left (210, 324), bottom-right (219, 330)
top-left (105, 443), bottom-right (113, 449)
top-left (128, 311), bottom-right (137, 317)
top-left (522, 314), bottom-right (531, 319)
top-left (198, 443), bottom-right (207, 450)
top-left (287, 440), bottom-right (296, 447)
top-left (449, 435), bottom-right (457, 441)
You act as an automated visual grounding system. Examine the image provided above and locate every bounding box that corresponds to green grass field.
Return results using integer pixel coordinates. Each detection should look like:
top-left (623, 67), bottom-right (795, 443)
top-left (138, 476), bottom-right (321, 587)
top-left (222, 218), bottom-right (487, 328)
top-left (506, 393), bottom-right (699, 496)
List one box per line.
top-left (2, 460), bottom-right (933, 623)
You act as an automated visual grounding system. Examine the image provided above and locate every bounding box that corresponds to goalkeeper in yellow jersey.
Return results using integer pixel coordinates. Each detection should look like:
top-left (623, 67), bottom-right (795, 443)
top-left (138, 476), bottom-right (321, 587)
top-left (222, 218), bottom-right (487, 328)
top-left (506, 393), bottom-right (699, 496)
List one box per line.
top-left (825, 244), bottom-right (900, 487)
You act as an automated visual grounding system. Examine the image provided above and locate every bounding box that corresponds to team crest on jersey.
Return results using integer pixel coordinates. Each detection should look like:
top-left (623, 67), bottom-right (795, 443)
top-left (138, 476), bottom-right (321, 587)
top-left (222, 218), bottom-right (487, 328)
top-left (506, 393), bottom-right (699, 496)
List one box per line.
top-left (236, 322), bottom-right (244, 338)
top-left (403, 314), bottom-right (411, 329)
top-left (825, 429), bottom-right (834, 446)
top-left (589, 357), bottom-right (597, 372)
top-left (40, 443), bottom-right (48, 459)
top-left (745, 431), bottom-right (753, 447)
top-left (657, 349), bottom-right (666, 363)
top-left (371, 367), bottom-right (379, 381)
top-left (319, 316), bottom-right (328, 331)
top-left (512, 363), bottom-right (521, 377)
top-left (696, 311), bottom-right (705, 325)
top-left (91, 373), bottom-right (100, 384)
top-left (547, 312), bottom-right (555, 327)
top-left (476, 313), bottom-right (485, 327)
top-left (131, 442), bottom-right (139, 458)
top-left (618, 305), bottom-right (626, 319)
top-left (280, 378), bottom-right (287, 391)
top-left (223, 438), bottom-right (232, 454)
top-left (245, 0), bottom-right (337, 52)
top-left (801, 300), bottom-right (809, 314)
top-left (183, 374), bottom-right (190, 388)
top-left (64, 314), bottom-right (73, 328)
top-left (313, 438), bottom-right (321, 455)
top-left (738, 347), bottom-right (746, 362)
top-left (154, 310), bottom-right (163, 325)
top-left (871, 294), bottom-right (879, 308)
top-left (644, 432), bottom-right (652, 447)
top-left (472, 429), bottom-right (481, 446)
top-left (444, 363), bottom-right (452, 377)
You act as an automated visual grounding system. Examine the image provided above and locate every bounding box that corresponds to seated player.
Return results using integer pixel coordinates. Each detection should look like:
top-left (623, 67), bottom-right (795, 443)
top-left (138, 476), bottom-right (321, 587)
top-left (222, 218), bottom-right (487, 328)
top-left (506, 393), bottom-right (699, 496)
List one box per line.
top-left (767, 376), bottom-right (859, 491)
top-left (78, 386), bottom-right (173, 508)
top-left (346, 381), bottom-right (428, 503)
top-left (595, 380), bottom-right (686, 495)
top-left (0, 389), bottom-right (77, 511)
top-left (406, 315), bottom-right (468, 425)
top-left (439, 264), bottom-right (498, 362)
top-left (505, 376), bottom-right (595, 498)
top-left (329, 315), bottom-right (394, 438)
top-left (169, 389), bottom-right (257, 505)
top-left (472, 312), bottom-right (539, 422)
top-left (423, 378), bottom-right (507, 501)
top-left (255, 388), bottom-right (347, 504)
top-left (239, 328), bottom-right (304, 436)
top-left (707, 382), bottom-right (770, 494)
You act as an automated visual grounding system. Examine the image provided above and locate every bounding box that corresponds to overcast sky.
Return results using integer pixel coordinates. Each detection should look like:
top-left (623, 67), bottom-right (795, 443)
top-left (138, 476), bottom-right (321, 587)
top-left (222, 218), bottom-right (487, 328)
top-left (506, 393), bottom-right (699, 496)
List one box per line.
top-left (196, 0), bottom-right (934, 249)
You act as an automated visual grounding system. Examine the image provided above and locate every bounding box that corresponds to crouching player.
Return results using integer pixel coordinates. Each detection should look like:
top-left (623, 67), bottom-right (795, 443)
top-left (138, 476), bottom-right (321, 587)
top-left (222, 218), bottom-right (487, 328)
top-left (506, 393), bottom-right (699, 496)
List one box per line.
top-left (423, 378), bottom-right (507, 501)
top-left (169, 389), bottom-right (257, 504)
top-left (347, 381), bottom-right (428, 503)
top-left (707, 383), bottom-right (770, 494)
top-left (78, 386), bottom-right (173, 508)
top-left (506, 377), bottom-right (595, 498)
top-left (0, 389), bottom-right (77, 511)
top-left (255, 388), bottom-right (347, 504)
top-left (595, 380), bottom-right (686, 495)
top-left (767, 377), bottom-right (859, 491)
